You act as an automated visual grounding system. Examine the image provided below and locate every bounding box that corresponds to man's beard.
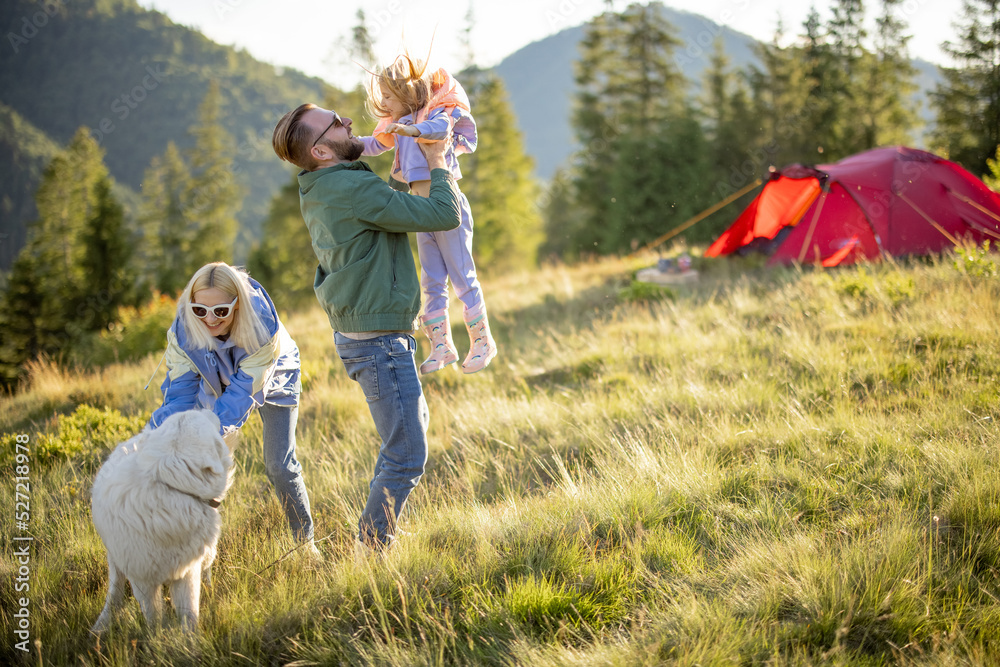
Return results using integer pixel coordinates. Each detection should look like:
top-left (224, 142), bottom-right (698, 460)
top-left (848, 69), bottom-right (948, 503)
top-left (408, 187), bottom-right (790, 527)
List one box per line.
top-left (323, 136), bottom-right (364, 162)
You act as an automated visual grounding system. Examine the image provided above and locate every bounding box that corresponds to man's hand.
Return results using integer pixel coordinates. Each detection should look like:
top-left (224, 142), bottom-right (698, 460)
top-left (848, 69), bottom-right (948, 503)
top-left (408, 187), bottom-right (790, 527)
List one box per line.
top-left (418, 124), bottom-right (451, 171)
top-left (386, 123), bottom-right (420, 137)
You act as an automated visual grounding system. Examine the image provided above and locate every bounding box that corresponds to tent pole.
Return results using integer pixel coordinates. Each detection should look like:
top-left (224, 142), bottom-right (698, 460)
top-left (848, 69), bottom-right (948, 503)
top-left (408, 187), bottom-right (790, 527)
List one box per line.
top-left (948, 189), bottom-right (1000, 224)
top-left (896, 192), bottom-right (960, 246)
top-left (796, 188), bottom-right (830, 264)
top-left (630, 178), bottom-right (762, 257)
top-left (945, 189), bottom-right (1000, 241)
top-left (961, 219), bottom-right (1000, 242)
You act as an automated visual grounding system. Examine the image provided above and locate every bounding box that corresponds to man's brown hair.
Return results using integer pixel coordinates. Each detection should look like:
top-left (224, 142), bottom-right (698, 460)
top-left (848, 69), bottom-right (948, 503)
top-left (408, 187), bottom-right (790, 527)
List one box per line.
top-left (272, 103), bottom-right (320, 170)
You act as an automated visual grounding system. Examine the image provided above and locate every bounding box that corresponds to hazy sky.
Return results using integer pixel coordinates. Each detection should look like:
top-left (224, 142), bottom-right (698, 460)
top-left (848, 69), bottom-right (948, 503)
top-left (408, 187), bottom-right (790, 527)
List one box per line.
top-left (137, 0), bottom-right (963, 86)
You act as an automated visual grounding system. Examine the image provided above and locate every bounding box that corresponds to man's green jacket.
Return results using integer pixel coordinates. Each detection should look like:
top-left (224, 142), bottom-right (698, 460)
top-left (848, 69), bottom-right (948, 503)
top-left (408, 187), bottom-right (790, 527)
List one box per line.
top-left (297, 161), bottom-right (461, 333)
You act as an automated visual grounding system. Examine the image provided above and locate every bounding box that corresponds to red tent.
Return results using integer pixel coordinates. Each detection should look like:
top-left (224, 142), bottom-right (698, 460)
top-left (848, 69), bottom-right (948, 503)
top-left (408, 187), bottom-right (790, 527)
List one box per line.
top-left (704, 146), bottom-right (1000, 267)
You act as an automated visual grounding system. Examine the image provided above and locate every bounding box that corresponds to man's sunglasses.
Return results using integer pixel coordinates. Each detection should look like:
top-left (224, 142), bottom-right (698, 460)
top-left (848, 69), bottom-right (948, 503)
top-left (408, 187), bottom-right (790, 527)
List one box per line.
top-left (312, 111), bottom-right (343, 148)
top-left (190, 296), bottom-right (238, 319)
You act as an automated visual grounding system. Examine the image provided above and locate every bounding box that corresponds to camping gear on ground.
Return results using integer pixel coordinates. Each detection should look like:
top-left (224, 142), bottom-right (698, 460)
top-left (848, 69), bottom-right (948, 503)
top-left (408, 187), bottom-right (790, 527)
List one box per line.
top-left (637, 253), bottom-right (699, 285)
top-left (704, 146), bottom-right (1000, 267)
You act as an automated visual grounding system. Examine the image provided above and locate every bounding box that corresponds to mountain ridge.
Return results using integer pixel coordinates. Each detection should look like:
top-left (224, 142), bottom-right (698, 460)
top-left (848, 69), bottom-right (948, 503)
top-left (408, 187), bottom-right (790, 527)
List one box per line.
top-left (0, 0), bottom-right (944, 271)
top-left (493, 5), bottom-right (943, 180)
top-left (0, 0), bottom-right (329, 268)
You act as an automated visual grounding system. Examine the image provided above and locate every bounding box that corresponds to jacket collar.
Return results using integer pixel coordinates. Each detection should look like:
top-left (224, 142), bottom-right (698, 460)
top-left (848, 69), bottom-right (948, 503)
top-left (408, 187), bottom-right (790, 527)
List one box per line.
top-left (298, 160), bottom-right (373, 187)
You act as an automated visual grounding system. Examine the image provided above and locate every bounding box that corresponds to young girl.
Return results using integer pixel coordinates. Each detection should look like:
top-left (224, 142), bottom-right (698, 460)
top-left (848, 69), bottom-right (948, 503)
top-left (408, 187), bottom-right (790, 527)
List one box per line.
top-left (148, 262), bottom-right (319, 556)
top-left (360, 54), bottom-right (497, 375)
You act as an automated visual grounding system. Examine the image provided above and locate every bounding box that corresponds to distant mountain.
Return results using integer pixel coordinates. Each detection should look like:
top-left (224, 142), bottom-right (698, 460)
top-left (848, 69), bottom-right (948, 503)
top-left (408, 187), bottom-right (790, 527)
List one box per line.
top-left (493, 5), bottom-right (944, 181)
top-left (0, 0), bottom-right (947, 272)
top-left (0, 0), bottom-right (329, 270)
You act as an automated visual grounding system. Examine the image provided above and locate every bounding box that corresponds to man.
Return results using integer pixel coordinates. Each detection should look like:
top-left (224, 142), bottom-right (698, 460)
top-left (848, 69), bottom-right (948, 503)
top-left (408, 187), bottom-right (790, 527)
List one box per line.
top-left (272, 104), bottom-right (462, 555)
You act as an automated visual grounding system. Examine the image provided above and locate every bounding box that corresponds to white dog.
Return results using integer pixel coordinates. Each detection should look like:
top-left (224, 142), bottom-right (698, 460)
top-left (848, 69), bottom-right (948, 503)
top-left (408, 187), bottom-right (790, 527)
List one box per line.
top-left (90, 409), bottom-right (233, 633)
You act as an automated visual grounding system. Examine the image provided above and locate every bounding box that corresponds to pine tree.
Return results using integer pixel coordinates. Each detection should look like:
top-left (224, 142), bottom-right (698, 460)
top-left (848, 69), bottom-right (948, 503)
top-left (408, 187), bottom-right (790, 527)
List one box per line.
top-left (799, 8), bottom-right (843, 157)
top-left (28, 128), bottom-right (109, 343)
top-left (748, 25), bottom-right (817, 166)
top-left (703, 37), bottom-right (739, 168)
top-left (31, 129), bottom-right (104, 299)
top-left (573, 6), bottom-right (637, 251)
top-left (185, 82), bottom-right (243, 268)
top-left (859, 0), bottom-right (919, 148)
top-left (460, 4), bottom-right (477, 70)
top-left (461, 73), bottom-right (543, 272)
top-left (932, 0), bottom-right (1000, 174)
top-left (140, 142), bottom-right (194, 295)
top-left (826, 0), bottom-right (869, 154)
top-left (79, 178), bottom-right (136, 331)
top-left (0, 128), bottom-right (128, 386)
top-left (829, 0), bottom-right (868, 60)
top-left (247, 177), bottom-right (317, 309)
top-left (0, 253), bottom-right (45, 386)
top-left (352, 9), bottom-right (376, 66)
top-left (571, 1), bottom-right (688, 254)
top-left (540, 167), bottom-right (588, 261)
top-left (607, 110), bottom-right (714, 249)
top-left (701, 37), bottom-right (765, 203)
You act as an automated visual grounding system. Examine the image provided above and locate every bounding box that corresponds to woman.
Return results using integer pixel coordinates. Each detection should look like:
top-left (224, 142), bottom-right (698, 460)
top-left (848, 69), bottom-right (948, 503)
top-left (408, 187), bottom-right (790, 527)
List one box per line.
top-left (148, 262), bottom-right (318, 556)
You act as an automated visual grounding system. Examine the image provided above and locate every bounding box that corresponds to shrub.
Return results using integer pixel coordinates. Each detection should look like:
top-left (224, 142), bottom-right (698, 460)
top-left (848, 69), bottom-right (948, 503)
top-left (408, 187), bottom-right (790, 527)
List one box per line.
top-left (70, 294), bottom-right (176, 368)
top-left (882, 273), bottom-right (916, 308)
top-left (833, 267), bottom-right (875, 300)
top-left (27, 404), bottom-right (146, 470)
top-left (833, 267), bottom-right (916, 310)
top-left (953, 241), bottom-right (999, 278)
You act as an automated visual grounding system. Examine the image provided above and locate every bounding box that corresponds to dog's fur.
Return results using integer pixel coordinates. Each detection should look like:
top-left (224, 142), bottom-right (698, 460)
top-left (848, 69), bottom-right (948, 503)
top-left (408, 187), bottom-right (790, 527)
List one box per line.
top-left (90, 409), bottom-right (233, 633)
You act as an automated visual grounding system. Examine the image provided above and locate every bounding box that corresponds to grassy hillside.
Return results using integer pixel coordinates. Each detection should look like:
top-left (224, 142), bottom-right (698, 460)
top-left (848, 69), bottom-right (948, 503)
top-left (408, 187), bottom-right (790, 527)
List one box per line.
top-left (2, 250), bottom-right (1000, 665)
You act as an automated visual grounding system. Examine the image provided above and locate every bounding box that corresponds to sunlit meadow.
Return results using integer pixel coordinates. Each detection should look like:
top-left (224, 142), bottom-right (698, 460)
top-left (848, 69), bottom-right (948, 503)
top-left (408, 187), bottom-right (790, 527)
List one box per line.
top-left (3, 247), bottom-right (1000, 665)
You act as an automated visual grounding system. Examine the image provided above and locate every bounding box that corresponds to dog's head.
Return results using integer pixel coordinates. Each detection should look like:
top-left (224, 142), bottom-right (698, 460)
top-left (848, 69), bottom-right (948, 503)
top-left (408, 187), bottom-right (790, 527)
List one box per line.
top-left (138, 410), bottom-right (234, 503)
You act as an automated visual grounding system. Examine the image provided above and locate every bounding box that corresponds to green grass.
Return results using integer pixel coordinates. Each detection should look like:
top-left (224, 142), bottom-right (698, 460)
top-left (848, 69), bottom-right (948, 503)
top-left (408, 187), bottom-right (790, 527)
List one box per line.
top-left (3, 250), bottom-right (1000, 665)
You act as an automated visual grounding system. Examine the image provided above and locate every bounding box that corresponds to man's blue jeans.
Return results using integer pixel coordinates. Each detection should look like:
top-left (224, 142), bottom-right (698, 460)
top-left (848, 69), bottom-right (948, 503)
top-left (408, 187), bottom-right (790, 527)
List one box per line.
top-left (334, 333), bottom-right (429, 549)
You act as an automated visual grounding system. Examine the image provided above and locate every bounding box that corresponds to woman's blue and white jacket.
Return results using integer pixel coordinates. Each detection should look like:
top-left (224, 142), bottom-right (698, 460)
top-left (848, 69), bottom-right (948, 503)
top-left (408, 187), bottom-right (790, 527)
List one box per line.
top-left (148, 279), bottom-right (301, 436)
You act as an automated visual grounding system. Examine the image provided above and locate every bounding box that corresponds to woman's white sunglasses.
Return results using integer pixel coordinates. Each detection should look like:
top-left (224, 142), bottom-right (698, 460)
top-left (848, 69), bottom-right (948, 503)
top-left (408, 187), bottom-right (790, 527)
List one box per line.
top-left (190, 296), bottom-right (238, 319)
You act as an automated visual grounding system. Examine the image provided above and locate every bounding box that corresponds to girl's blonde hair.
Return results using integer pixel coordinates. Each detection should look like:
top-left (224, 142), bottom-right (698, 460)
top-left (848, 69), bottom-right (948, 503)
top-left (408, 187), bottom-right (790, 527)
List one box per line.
top-left (177, 263), bottom-right (270, 352)
top-left (367, 53), bottom-right (433, 120)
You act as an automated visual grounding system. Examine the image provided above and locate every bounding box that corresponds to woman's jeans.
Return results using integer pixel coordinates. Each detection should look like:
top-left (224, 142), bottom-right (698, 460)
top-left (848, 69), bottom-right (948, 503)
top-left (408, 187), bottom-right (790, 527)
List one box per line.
top-left (334, 333), bottom-right (429, 549)
top-left (261, 402), bottom-right (314, 542)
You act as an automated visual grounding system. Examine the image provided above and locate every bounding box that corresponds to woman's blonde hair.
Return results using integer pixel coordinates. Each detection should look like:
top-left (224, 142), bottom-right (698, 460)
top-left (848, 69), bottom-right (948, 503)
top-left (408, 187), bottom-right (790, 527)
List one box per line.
top-left (367, 53), bottom-right (432, 120)
top-left (177, 263), bottom-right (270, 352)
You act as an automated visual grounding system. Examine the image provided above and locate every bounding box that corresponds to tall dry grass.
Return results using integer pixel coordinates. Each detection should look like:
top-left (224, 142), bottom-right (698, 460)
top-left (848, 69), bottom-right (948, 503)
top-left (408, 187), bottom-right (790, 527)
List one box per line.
top-left (2, 250), bottom-right (1000, 665)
